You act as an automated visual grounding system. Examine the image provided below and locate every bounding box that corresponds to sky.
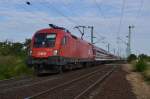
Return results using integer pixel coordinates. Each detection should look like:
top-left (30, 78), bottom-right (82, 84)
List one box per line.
top-left (0, 0), bottom-right (150, 56)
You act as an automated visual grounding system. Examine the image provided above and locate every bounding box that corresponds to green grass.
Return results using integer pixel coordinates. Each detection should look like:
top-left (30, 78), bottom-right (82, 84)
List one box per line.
top-left (0, 56), bottom-right (33, 80)
top-left (143, 65), bottom-right (150, 83)
top-left (134, 60), bottom-right (148, 72)
top-left (131, 59), bottom-right (150, 84)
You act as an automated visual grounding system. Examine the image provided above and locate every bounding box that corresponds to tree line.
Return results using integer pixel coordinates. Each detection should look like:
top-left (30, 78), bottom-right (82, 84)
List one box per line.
top-left (0, 39), bottom-right (31, 56)
top-left (128, 54), bottom-right (150, 62)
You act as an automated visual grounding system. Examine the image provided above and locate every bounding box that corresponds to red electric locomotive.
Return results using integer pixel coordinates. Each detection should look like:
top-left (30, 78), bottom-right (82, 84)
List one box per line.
top-left (27, 24), bottom-right (94, 75)
top-left (27, 24), bottom-right (119, 75)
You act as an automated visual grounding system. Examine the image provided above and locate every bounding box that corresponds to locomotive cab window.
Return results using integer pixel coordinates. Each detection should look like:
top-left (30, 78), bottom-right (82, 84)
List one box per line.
top-left (34, 33), bottom-right (56, 48)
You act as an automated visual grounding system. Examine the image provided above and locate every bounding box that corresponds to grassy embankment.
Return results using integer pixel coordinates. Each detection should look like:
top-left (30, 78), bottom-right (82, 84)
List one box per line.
top-left (0, 41), bottom-right (33, 80)
top-left (129, 54), bottom-right (150, 83)
top-left (0, 56), bottom-right (33, 80)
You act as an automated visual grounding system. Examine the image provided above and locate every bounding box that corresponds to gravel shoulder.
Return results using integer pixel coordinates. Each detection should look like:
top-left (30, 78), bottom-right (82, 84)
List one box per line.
top-left (91, 64), bottom-right (137, 99)
top-left (124, 64), bottom-right (150, 99)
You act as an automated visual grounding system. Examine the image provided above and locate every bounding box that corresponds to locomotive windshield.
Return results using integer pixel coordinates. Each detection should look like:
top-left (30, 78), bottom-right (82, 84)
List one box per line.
top-left (34, 33), bottom-right (56, 48)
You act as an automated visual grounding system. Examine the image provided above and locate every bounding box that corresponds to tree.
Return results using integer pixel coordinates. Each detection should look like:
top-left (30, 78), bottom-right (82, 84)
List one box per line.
top-left (127, 54), bottom-right (137, 62)
top-left (24, 38), bottom-right (31, 55)
top-left (24, 39), bottom-right (31, 49)
top-left (138, 54), bottom-right (148, 61)
top-left (0, 40), bottom-right (25, 56)
top-left (11, 42), bottom-right (24, 55)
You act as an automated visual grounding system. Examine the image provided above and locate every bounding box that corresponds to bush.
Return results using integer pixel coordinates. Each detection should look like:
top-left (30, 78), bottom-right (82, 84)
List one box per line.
top-left (143, 67), bottom-right (150, 81)
top-left (0, 56), bottom-right (33, 80)
top-left (0, 41), bottom-right (26, 56)
top-left (131, 54), bottom-right (150, 83)
top-left (138, 54), bottom-right (149, 62)
top-left (127, 54), bottom-right (137, 62)
top-left (135, 59), bottom-right (148, 72)
top-left (0, 40), bottom-right (32, 80)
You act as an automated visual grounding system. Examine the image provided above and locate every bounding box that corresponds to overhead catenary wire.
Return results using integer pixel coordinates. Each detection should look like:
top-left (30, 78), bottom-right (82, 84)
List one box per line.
top-left (24, 0), bottom-right (115, 53)
top-left (42, 0), bottom-right (79, 25)
top-left (25, 0), bottom-right (108, 46)
top-left (116, 0), bottom-right (126, 56)
top-left (1, 1), bottom-right (49, 27)
top-left (58, 0), bottom-right (88, 27)
top-left (93, 0), bottom-right (109, 38)
top-left (16, 0), bottom-right (76, 25)
top-left (59, 0), bottom-right (76, 17)
top-left (117, 0), bottom-right (126, 39)
top-left (94, 30), bottom-right (106, 41)
top-left (59, 0), bottom-right (94, 23)
top-left (26, 0), bottom-right (77, 24)
top-left (20, 1), bottom-right (50, 23)
top-left (93, 0), bottom-right (113, 36)
top-left (22, 0), bottom-right (95, 41)
top-left (117, 0), bottom-right (143, 56)
top-left (1, 0), bottom-right (51, 35)
top-left (18, 0), bottom-right (79, 32)
top-left (93, 0), bottom-right (114, 50)
top-left (53, 0), bottom-right (106, 42)
top-left (42, 0), bottom-right (106, 43)
top-left (136, 0), bottom-right (144, 18)
top-left (129, 0), bottom-right (144, 56)
top-left (94, 0), bottom-right (106, 18)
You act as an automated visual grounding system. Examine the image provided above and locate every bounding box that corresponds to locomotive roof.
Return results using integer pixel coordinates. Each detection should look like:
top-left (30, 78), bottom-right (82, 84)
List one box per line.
top-left (36, 28), bottom-right (70, 34)
top-left (35, 28), bottom-right (94, 46)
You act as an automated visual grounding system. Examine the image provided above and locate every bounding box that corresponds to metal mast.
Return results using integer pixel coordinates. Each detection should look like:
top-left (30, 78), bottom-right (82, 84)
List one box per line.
top-left (127, 25), bottom-right (134, 57)
top-left (88, 26), bottom-right (94, 44)
top-left (74, 26), bottom-right (86, 39)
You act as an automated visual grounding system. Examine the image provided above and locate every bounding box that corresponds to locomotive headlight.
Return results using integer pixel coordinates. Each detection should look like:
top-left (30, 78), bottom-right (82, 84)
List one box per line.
top-left (53, 50), bottom-right (58, 56)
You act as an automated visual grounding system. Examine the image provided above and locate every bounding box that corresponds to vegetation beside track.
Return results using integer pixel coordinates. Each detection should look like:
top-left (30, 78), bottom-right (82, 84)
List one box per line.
top-left (128, 54), bottom-right (150, 83)
top-left (0, 40), bottom-right (33, 80)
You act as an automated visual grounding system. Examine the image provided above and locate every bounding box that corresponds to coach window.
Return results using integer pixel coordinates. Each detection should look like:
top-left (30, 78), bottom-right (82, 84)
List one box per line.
top-left (61, 36), bottom-right (67, 46)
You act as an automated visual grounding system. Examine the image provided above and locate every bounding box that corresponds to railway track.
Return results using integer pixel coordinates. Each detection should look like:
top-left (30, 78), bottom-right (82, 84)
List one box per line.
top-left (0, 77), bottom-right (32, 89)
top-left (24, 65), bottom-right (116, 99)
top-left (0, 65), bottom-right (106, 99)
top-left (0, 76), bottom-right (31, 85)
top-left (0, 76), bottom-right (58, 93)
top-left (0, 74), bottom-right (61, 93)
top-left (0, 67), bottom-right (96, 93)
top-left (74, 68), bottom-right (115, 99)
